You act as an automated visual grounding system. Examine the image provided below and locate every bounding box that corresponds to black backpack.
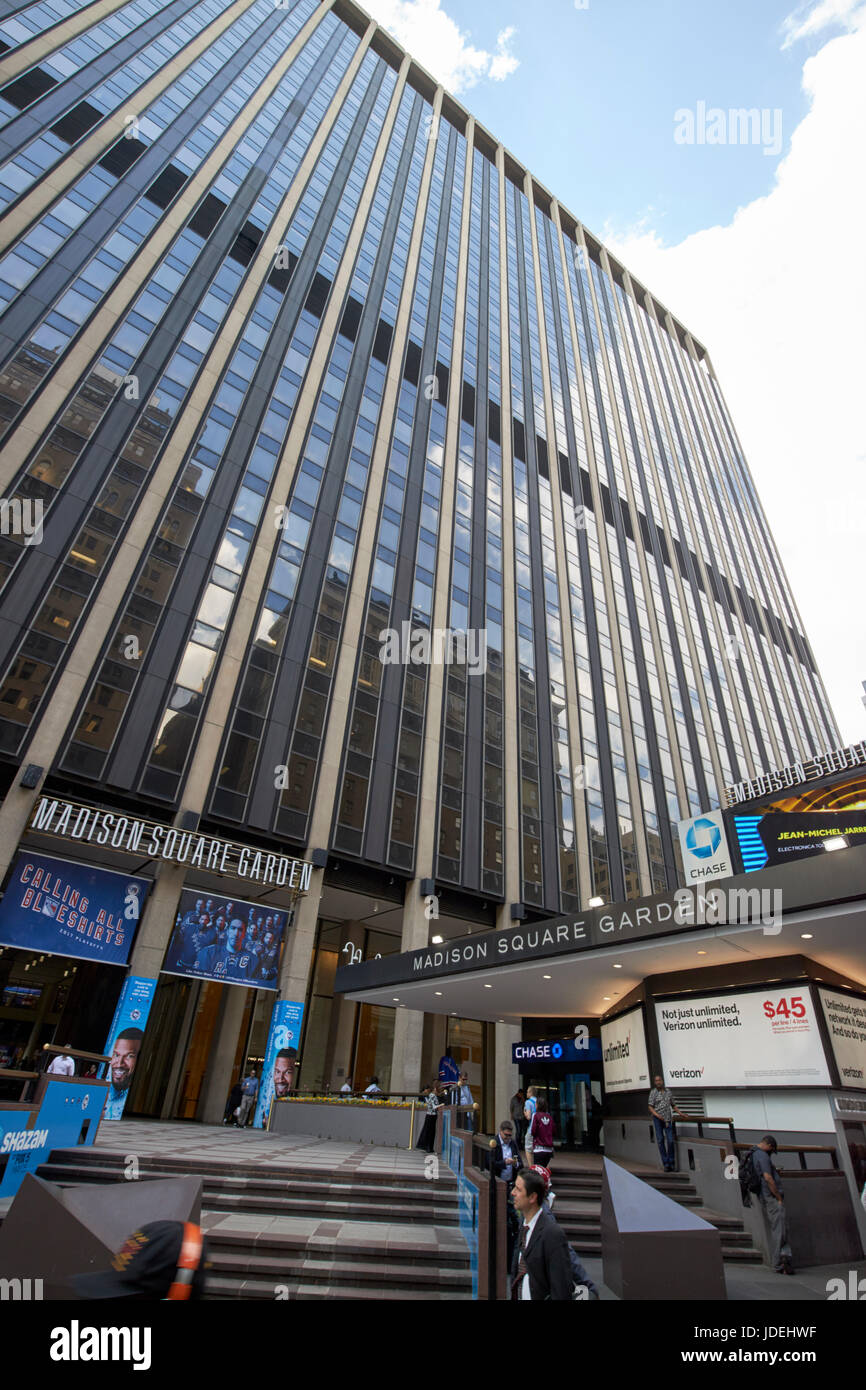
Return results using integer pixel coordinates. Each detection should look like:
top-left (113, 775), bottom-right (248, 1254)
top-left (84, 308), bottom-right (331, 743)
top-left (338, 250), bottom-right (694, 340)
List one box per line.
top-left (738, 1147), bottom-right (763, 1207)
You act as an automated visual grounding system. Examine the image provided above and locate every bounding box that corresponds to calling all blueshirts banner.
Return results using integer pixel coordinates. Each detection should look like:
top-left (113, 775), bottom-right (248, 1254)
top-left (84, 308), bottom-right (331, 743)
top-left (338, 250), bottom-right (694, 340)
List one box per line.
top-left (0, 852), bottom-right (149, 966)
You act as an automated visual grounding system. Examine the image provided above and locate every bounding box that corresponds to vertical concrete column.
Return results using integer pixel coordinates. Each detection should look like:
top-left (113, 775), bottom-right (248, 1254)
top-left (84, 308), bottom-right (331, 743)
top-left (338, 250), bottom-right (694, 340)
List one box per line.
top-left (389, 882), bottom-right (434, 1095)
top-left (390, 1009), bottom-right (425, 1096)
top-left (196, 983), bottom-right (250, 1124)
top-left (494, 1022), bottom-right (521, 1134)
top-left (422, 1012), bottom-right (448, 1087)
top-left (275, 873), bottom-right (324, 1006)
top-left (494, 147), bottom-right (521, 914)
top-left (128, 860), bottom-right (188, 980)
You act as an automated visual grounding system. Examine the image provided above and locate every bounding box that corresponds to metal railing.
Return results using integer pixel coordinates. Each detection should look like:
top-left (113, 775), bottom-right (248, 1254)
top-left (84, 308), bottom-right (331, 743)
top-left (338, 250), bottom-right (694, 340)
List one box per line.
top-left (731, 1140), bottom-right (839, 1171)
top-left (621, 1112), bottom-right (738, 1144)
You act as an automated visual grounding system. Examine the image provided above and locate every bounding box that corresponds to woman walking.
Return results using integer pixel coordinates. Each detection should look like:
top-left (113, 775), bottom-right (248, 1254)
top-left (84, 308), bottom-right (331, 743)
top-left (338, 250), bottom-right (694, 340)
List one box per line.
top-left (530, 1097), bottom-right (555, 1169)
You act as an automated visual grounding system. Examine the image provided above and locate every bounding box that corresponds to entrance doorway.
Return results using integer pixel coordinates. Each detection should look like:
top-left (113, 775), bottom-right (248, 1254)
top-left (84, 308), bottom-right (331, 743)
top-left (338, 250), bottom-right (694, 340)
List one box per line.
top-left (125, 976), bottom-right (258, 1120)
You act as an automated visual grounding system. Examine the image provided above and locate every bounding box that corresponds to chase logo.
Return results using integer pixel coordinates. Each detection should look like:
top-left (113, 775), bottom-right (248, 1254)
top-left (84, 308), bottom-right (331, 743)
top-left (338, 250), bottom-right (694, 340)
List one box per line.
top-left (686, 818), bottom-right (722, 859)
top-left (551, 1043), bottom-right (563, 1059)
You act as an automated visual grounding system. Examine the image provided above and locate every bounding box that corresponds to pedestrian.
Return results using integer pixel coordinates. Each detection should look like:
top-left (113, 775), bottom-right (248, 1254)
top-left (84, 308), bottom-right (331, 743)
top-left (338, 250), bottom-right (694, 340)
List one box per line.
top-left (223, 1078), bottom-right (243, 1125)
top-left (752, 1135), bottom-right (795, 1275)
top-left (73, 1221), bottom-right (209, 1300)
top-left (510, 1168), bottom-right (573, 1300)
top-left (523, 1086), bottom-right (538, 1167)
top-left (510, 1088), bottom-right (526, 1147)
top-left (529, 1097), bottom-right (555, 1168)
top-left (46, 1047), bottom-right (75, 1076)
top-left (530, 1164), bottom-right (599, 1299)
top-left (458, 1072), bottom-right (474, 1131)
top-left (416, 1082), bottom-right (443, 1153)
top-left (494, 1120), bottom-right (521, 1267)
top-left (236, 1068), bottom-right (258, 1128)
top-left (339, 1079), bottom-right (353, 1094)
top-left (647, 1072), bottom-right (689, 1172)
top-left (363, 1075), bottom-right (383, 1096)
top-left (492, 1120), bottom-right (521, 1186)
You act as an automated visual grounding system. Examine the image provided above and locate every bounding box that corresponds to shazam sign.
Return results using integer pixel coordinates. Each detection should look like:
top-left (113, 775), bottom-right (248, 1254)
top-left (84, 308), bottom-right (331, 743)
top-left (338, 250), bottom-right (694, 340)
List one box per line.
top-left (678, 810), bottom-right (733, 884)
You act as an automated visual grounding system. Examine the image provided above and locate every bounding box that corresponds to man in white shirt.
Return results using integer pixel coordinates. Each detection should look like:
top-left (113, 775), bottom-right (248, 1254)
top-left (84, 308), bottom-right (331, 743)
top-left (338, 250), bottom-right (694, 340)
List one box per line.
top-left (364, 1076), bottom-right (382, 1096)
top-left (46, 1050), bottom-right (75, 1076)
top-left (510, 1169), bottom-right (572, 1300)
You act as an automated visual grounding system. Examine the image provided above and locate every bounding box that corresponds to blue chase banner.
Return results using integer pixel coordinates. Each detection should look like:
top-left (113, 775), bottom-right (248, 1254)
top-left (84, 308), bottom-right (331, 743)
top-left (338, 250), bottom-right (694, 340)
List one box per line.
top-left (255, 999), bottom-right (304, 1129)
top-left (100, 975), bottom-right (158, 1120)
top-left (0, 852), bottom-right (150, 966)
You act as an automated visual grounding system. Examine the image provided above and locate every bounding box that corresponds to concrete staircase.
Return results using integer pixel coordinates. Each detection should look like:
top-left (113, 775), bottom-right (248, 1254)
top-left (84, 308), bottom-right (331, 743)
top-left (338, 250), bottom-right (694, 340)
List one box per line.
top-left (549, 1163), bottom-right (761, 1263)
top-left (35, 1147), bottom-right (474, 1300)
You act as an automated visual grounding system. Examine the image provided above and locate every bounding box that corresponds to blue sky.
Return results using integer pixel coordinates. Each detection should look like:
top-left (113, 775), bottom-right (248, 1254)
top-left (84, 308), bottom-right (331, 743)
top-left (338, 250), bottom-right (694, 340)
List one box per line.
top-left (432, 0), bottom-right (814, 242)
top-left (365, 0), bottom-right (866, 747)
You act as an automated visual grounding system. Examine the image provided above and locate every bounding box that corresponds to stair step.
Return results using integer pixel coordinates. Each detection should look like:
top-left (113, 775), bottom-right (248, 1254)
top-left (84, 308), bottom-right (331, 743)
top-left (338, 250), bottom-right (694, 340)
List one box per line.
top-left (47, 1148), bottom-right (456, 1190)
top-left (206, 1274), bottom-right (472, 1301)
top-left (206, 1235), bottom-right (469, 1268)
top-left (207, 1250), bottom-right (471, 1288)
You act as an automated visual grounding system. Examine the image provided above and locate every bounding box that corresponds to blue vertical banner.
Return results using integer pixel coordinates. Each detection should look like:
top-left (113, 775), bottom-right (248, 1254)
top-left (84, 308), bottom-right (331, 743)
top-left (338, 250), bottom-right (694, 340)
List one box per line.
top-left (254, 999), bottom-right (304, 1129)
top-left (99, 975), bottom-right (158, 1120)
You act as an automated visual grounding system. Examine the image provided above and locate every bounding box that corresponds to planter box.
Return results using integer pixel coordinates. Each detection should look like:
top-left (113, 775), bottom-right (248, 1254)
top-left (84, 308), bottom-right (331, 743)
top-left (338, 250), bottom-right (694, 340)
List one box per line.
top-left (270, 1098), bottom-right (419, 1147)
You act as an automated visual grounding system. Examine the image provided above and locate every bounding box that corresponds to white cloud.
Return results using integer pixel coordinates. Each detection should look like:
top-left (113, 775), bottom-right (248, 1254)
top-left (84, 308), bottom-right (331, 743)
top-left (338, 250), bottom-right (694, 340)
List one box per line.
top-left (360, 0), bottom-right (519, 94)
top-left (781, 0), bottom-right (866, 47)
top-left (488, 27), bottom-right (520, 83)
top-left (604, 9), bottom-right (866, 744)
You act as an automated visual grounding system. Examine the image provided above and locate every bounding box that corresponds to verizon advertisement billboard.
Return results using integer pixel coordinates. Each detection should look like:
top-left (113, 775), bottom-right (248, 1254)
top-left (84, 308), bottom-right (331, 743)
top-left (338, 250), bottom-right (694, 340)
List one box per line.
top-left (819, 989), bottom-right (866, 1090)
top-left (601, 1006), bottom-right (650, 1093)
top-left (655, 989), bottom-right (831, 1088)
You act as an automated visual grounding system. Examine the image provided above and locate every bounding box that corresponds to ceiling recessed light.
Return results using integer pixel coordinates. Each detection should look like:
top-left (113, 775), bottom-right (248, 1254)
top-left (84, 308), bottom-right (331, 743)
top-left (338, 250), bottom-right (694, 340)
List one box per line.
top-left (613, 963), bottom-right (622, 969)
top-left (697, 950), bottom-right (707, 955)
top-left (602, 996), bottom-right (611, 1001)
top-left (543, 974), bottom-right (551, 980)
top-left (484, 984), bottom-right (492, 989)
top-left (393, 997), bottom-right (399, 1002)
top-left (801, 933), bottom-right (813, 940)
top-left (431, 935), bottom-right (443, 944)
top-left (435, 990), bottom-right (443, 995)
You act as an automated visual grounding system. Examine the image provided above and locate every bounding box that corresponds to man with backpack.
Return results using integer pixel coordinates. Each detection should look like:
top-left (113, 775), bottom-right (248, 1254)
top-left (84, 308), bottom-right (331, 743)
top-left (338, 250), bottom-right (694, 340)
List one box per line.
top-left (740, 1135), bottom-right (794, 1275)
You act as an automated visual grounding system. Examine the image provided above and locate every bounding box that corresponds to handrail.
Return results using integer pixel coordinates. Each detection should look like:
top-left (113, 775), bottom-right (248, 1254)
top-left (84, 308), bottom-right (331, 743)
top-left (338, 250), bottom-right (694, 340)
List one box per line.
top-left (731, 1140), bottom-right (839, 1171)
top-left (620, 1112), bottom-right (738, 1144)
top-left (40, 1044), bottom-right (109, 1064)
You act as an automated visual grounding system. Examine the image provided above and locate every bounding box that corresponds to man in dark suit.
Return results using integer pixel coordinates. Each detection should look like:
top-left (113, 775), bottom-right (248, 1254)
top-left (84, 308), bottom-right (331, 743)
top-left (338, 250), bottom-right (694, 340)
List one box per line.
top-left (510, 1168), bottom-right (573, 1300)
top-left (493, 1120), bottom-right (521, 1186)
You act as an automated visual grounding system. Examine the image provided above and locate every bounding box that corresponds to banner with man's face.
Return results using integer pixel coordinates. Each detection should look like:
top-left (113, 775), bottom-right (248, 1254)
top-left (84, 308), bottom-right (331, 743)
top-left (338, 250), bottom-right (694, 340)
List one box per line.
top-left (100, 975), bottom-right (157, 1119)
top-left (254, 999), bottom-right (304, 1129)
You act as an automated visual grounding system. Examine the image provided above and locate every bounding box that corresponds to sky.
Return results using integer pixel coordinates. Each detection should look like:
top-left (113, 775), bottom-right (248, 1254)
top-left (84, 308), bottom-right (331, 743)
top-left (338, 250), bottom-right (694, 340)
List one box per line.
top-left (359, 0), bottom-right (866, 747)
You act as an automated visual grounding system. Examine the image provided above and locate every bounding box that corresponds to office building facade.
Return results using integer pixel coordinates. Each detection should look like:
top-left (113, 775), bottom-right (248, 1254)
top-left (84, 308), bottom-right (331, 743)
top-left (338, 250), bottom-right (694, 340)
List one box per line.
top-left (0, 0), bottom-right (840, 1118)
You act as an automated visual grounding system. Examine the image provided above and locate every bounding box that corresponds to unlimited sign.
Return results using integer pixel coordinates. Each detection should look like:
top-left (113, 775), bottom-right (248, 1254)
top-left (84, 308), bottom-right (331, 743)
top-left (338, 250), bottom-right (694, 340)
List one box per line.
top-left (29, 797), bottom-right (313, 891)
